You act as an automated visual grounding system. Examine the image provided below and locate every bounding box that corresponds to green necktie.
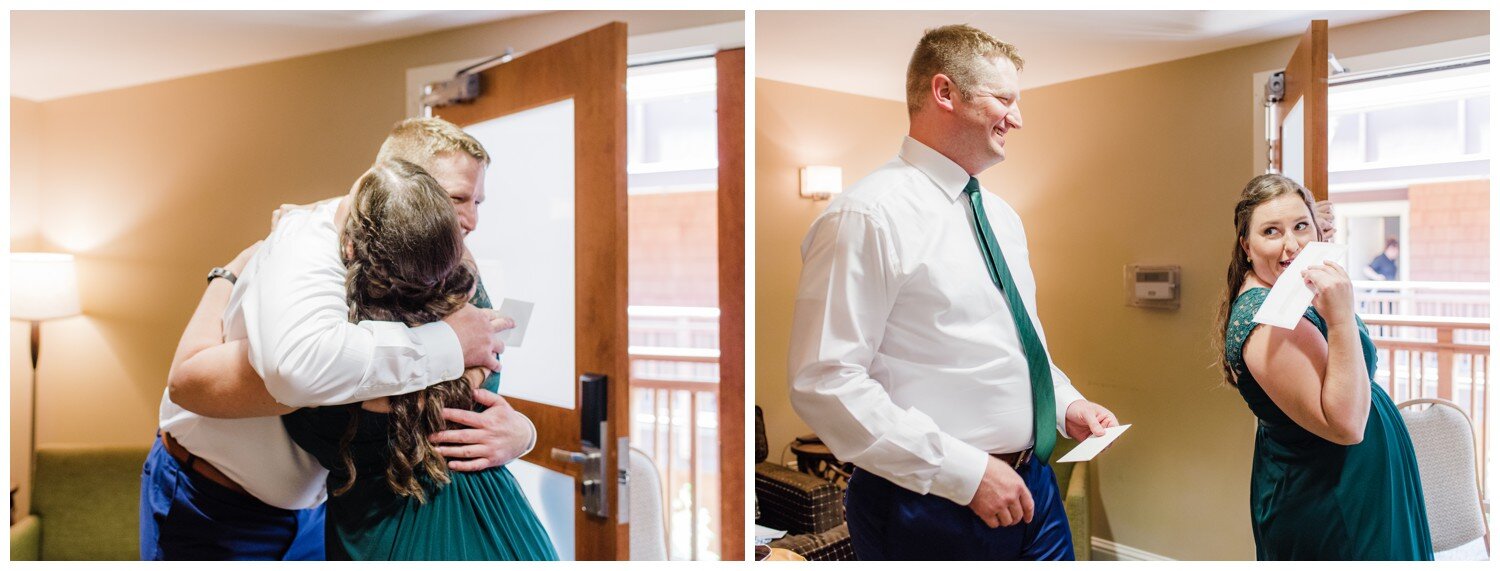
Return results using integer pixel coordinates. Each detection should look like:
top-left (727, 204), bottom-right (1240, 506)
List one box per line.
top-left (962, 177), bottom-right (1056, 462)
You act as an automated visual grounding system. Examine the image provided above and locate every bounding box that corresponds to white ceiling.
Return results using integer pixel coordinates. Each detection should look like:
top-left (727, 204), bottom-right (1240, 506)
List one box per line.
top-left (756, 10), bottom-right (1412, 102)
top-left (11, 10), bottom-right (543, 101)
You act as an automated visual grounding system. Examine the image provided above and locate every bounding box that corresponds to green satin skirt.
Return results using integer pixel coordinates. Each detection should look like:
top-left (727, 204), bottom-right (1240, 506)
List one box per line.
top-left (323, 464), bottom-right (558, 561)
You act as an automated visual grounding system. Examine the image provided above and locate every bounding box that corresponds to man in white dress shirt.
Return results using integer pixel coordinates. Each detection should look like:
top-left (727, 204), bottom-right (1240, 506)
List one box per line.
top-left (788, 25), bottom-right (1119, 560)
top-left (141, 118), bottom-right (534, 560)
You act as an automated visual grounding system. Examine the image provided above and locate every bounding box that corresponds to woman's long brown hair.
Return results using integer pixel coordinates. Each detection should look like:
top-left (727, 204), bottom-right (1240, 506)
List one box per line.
top-left (1213, 173), bottom-right (1322, 385)
top-left (333, 158), bottom-right (477, 503)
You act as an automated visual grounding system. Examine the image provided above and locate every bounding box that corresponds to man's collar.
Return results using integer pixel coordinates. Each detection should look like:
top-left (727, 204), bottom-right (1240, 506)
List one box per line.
top-left (899, 136), bottom-right (973, 201)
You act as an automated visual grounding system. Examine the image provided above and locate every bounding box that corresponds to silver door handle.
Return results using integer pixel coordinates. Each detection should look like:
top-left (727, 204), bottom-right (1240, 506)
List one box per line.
top-left (550, 445), bottom-right (607, 518)
top-left (551, 448), bottom-right (597, 464)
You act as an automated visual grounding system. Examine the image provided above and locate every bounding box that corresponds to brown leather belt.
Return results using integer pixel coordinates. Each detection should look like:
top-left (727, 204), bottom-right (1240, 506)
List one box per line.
top-left (992, 448), bottom-right (1034, 469)
top-left (160, 432), bottom-right (250, 496)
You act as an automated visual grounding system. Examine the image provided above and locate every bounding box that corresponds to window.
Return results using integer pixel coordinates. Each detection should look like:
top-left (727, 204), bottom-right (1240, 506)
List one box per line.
top-left (1327, 62), bottom-right (1489, 173)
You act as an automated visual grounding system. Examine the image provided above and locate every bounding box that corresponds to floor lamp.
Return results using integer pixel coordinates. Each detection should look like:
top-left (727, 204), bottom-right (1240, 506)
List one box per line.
top-left (10, 253), bottom-right (81, 519)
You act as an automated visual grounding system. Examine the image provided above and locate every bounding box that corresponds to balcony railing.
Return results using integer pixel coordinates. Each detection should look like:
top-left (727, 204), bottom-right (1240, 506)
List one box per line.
top-left (1353, 280), bottom-right (1489, 342)
top-left (1362, 313), bottom-right (1489, 494)
top-left (628, 306), bottom-right (720, 561)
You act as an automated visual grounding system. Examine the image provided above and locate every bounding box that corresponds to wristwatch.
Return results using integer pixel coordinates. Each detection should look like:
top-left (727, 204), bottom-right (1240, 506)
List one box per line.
top-left (206, 267), bottom-right (238, 285)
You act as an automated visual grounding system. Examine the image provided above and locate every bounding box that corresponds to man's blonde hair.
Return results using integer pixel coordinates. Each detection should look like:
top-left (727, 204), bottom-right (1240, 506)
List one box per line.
top-left (375, 117), bottom-right (491, 172)
top-left (905, 24), bottom-right (1024, 115)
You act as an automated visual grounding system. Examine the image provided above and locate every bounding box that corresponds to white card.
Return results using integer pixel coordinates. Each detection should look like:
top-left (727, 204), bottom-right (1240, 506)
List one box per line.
top-left (1055, 424), bottom-right (1131, 463)
top-left (496, 298), bottom-right (535, 348)
top-left (1251, 241), bottom-right (1349, 330)
top-left (754, 524), bottom-right (787, 545)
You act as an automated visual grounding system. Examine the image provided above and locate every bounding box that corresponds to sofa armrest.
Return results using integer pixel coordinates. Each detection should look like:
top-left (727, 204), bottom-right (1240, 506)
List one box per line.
top-left (1064, 461), bottom-right (1090, 561)
top-left (755, 462), bottom-right (844, 535)
top-left (770, 522), bottom-right (856, 561)
top-left (11, 514), bottom-right (41, 561)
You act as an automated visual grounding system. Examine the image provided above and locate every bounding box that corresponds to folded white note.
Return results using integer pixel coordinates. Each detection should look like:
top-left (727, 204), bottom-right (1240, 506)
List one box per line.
top-left (1056, 424), bottom-right (1131, 463)
top-left (496, 298), bottom-right (535, 348)
top-left (1251, 241), bottom-right (1349, 330)
top-left (754, 524), bottom-right (787, 545)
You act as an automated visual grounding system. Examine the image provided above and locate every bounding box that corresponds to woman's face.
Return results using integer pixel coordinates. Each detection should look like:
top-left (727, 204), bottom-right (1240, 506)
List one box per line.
top-left (1241, 193), bottom-right (1317, 286)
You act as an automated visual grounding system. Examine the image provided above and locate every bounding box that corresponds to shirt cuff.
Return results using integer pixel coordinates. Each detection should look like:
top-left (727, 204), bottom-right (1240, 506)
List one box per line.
top-left (931, 433), bottom-right (990, 505)
top-left (411, 321), bottom-right (465, 383)
top-left (515, 413), bottom-right (538, 463)
top-left (1055, 387), bottom-right (1087, 437)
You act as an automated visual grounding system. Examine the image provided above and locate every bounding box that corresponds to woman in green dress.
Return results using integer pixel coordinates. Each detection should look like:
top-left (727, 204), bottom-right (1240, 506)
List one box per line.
top-left (280, 158), bottom-right (557, 560)
top-left (1215, 174), bottom-right (1432, 561)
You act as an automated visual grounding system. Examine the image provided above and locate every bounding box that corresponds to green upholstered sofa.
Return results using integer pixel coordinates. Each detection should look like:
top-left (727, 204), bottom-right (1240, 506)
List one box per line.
top-left (10, 444), bottom-right (150, 560)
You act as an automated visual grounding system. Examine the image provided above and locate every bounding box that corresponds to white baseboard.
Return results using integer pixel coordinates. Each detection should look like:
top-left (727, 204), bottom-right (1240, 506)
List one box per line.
top-left (1091, 537), bottom-right (1175, 561)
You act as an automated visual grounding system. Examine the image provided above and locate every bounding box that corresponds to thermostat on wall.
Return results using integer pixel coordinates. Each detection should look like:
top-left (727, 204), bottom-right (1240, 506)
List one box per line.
top-left (1125, 265), bottom-right (1180, 310)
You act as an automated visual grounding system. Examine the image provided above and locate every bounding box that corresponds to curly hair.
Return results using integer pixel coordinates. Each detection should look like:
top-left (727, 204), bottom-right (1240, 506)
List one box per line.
top-left (333, 158), bottom-right (478, 503)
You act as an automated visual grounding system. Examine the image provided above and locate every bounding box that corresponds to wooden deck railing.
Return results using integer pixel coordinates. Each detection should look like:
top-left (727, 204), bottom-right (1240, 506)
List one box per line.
top-left (629, 349), bottom-right (720, 561)
top-left (627, 306), bottom-right (721, 560)
top-left (1362, 314), bottom-right (1489, 492)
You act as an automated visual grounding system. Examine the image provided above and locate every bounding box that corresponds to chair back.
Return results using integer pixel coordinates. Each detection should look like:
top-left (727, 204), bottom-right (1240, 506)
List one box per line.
top-left (1398, 399), bottom-right (1488, 554)
top-left (628, 447), bottom-right (669, 560)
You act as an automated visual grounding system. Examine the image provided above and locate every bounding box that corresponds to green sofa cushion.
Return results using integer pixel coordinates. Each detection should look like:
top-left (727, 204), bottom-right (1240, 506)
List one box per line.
top-left (11, 514), bottom-right (41, 560)
top-left (32, 445), bottom-right (149, 560)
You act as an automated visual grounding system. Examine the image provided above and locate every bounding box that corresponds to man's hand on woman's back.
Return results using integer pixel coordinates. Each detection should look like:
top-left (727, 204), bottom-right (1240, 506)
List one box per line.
top-left (432, 389), bottom-right (535, 471)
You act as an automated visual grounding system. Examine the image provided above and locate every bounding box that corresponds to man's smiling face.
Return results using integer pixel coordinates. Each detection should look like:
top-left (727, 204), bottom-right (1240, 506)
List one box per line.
top-left (951, 55), bottom-right (1024, 172)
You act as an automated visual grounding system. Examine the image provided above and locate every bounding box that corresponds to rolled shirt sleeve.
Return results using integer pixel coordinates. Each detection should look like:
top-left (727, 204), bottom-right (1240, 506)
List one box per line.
top-left (1050, 363), bottom-right (1087, 437)
top-left (516, 414), bottom-right (538, 461)
top-left (242, 203), bottom-right (466, 408)
top-left (788, 209), bottom-right (990, 505)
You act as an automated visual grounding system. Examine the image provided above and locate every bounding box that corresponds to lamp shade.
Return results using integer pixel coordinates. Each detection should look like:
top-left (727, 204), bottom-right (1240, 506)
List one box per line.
top-left (11, 253), bottom-right (81, 321)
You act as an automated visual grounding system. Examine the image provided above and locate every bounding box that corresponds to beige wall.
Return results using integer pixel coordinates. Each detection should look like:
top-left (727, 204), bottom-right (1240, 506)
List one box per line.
top-left (12, 97), bottom-right (43, 250)
top-left (755, 10), bottom-right (1487, 560)
top-left (7, 10), bottom-right (741, 512)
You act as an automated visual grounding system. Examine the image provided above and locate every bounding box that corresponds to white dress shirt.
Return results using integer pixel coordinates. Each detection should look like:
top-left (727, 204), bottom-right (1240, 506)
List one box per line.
top-left (788, 137), bottom-right (1086, 506)
top-left (159, 199), bottom-right (465, 509)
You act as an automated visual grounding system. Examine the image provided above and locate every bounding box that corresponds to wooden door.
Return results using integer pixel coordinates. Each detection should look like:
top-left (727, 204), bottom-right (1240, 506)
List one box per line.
top-left (1270, 20), bottom-right (1330, 200)
top-left (432, 22), bottom-right (629, 561)
top-left (714, 46), bottom-right (746, 561)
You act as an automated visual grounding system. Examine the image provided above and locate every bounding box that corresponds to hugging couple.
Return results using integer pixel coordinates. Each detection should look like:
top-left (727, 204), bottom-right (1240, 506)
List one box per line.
top-left (142, 118), bottom-right (558, 561)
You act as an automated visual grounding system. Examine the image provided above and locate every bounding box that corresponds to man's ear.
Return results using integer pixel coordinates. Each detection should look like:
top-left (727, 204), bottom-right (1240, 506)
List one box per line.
top-left (931, 74), bottom-right (957, 112)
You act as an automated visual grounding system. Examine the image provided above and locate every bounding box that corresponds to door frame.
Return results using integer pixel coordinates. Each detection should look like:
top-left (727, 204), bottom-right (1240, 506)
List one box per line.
top-left (714, 46), bottom-right (746, 562)
top-left (414, 19), bottom-right (746, 561)
top-left (1269, 20), bottom-right (1329, 201)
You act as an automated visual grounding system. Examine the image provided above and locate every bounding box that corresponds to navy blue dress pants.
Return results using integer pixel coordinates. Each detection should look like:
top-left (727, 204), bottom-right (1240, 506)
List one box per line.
top-left (139, 437), bottom-right (325, 560)
top-left (845, 459), bottom-right (1075, 560)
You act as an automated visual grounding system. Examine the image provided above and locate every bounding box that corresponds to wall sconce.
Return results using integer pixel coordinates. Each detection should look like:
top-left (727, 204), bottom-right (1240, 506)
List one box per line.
top-left (800, 166), bottom-right (842, 201)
